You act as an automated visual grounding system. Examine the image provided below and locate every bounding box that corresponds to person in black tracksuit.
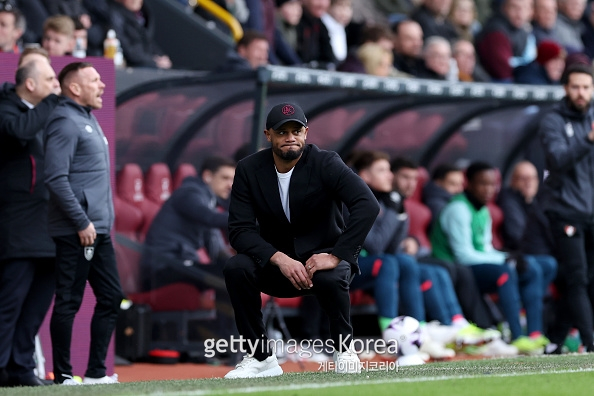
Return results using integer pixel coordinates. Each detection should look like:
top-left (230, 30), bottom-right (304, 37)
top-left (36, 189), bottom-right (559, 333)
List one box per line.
top-left (0, 55), bottom-right (60, 387)
top-left (44, 62), bottom-right (123, 384)
top-left (538, 63), bottom-right (594, 353)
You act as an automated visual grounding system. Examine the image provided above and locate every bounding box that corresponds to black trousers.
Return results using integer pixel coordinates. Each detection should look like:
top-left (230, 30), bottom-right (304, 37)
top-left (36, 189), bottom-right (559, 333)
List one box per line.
top-left (546, 215), bottom-right (594, 349)
top-left (50, 234), bottom-right (123, 382)
top-left (418, 257), bottom-right (494, 328)
top-left (147, 260), bottom-right (238, 342)
top-left (0, 257), bottom-right (54, 379)
top-left (224, 254), bottom-right (353, 361)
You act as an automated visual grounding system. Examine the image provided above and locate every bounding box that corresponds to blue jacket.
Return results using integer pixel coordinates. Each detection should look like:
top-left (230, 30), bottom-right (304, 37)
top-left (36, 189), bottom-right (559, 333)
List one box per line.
top-left (141, 176), bottom-right (228, 274)
top-left (44, 97), bottom-right (114, 236)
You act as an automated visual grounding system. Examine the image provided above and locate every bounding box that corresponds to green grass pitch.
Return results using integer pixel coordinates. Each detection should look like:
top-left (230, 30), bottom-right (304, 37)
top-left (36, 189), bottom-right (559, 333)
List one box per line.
top-left (3, 354), bottom-right (593, 395)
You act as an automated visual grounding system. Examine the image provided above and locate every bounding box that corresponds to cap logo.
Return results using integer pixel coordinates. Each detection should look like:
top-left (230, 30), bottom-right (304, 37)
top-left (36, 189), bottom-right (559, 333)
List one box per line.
top-left (282, 105), bottom-right (295, 115)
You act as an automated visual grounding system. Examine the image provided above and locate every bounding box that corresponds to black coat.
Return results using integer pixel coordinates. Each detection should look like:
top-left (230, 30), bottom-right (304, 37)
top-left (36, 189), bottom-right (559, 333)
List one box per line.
top-left (0, 83), bottom-right (59, 260)
top-left (228, 144), bottom-right (379, 273)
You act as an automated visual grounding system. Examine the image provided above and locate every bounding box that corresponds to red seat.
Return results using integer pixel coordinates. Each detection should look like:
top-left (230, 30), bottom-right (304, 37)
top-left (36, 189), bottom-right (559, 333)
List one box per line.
top-left (117, 163), bottom-right (145, 206)
top-left (114, 196), bottom-right (143, 242)
top-left (404, 199), bottom-right (432, 249)
top-left (145, 163), bottom-right (172, 205)
top-left (260, 293), bottom-right (302, 309)
top-left (488, 202), bottom-right (505, 250)
top-left (410, 167), bottom-right (430, 202)
top-left (173, 163), bottom-right (198, 190)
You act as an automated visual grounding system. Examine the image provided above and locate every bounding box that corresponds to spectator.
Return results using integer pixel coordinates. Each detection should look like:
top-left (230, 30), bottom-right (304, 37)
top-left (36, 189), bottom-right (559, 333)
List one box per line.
top-left (411, 0), bottom-right (459, 41)
top-left (275, 0), bottom-right (302, 54)
top-left (476, 0), bottom-right (537, 82)
top-left (321, 0), bottom-right (352, 62)
top-left (448, 0), bottom-right (481, 42)
top-left (392, 19), bottom-right (425, 76)
top-left (44, 62), bottom-right (122, 385)
top-left (373, 0), bottom-right (415, 17)
top-left (538, 63), bottom-right (594, 354)
top-left (515, 40), bottom-right (566, 84)
top-left (0, 50), bottom-right (60, 388)
top-left (338, 24), bottom-right (394, 73)
top-left (140, 157), bottom-right (238, 346)
top-left (41, 0), bottom-right (92, 28)
top-left (42, 14), bottom-right (75, 56)
top-left (297, 0), bottom-right (336, 68)
top-left (357, 42), bottom-right (409, 77)
top-left (496, 160), bottom-right (557, 294)
top-left (418, 35), bottom-right (454, 80)
top-left (453, 38), bottom-right (492, 81)
top-left (0, 3), bottom-right (25, 53)
top-left (581, 3), bottom-right (594, 60)
top-left (555, 0), bottom-right (586, 53)
top-left (422, 163), bottom-right (465, 227)
top-left (72, 16), bottom-right (88, 57)
top-left (216, 30), bottom-right (269, 72)
top-left (532, 0), bottom-right (561, 44)
top-left (108, 0), bottom-right (172, 69)
top-left (430, 162), bottom-right (549, 354)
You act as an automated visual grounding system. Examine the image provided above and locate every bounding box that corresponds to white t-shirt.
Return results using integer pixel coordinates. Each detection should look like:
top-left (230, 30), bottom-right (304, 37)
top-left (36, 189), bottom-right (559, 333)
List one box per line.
top-left (276, 166), bottom-right (294, 222)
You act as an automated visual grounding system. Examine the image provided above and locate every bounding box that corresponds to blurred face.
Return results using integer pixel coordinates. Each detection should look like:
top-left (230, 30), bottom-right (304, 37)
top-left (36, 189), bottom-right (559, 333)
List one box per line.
top-left (303, 0), bottom-right (331, 18)
top-left (42, 29), bottom-right (74, 56)
top-left (544, 56), bottom-right (565, 82)
top-left (451, 0), bottom-right (475, 27)
top-left (329, 3), bottom-right (353, 27)
top-left (425, 42), bottom-right (451, 76)
top-left (533, 0), bottom-right (557, 29)
top-left (467, 169), bottom-right (497, 205)
top-left (559, 0), bottom-right (586, 21)
top-left (359, 159), bottom-right (394, 192)
top-left (119, 0), bottom-right (144, 12)
top-left (453, 40), bottom-right (476, 75)
top-left (264, 121), bottom-right (308, 162)
top-left (372, 51), bottom-right (393, 77)
top-left (511, 162), bottom-right (539, 202)
top-left (426, 0), bottom-right (453, 16)
top-left (395, 21), bottom-right (423, 57)
top-left (565, 72), bottom-right (594, 112)
top-left (436, 170), bottom-right (465, 194)
top-left (504, 0), bottom-right (533, 29)
top-left (238, 39), bottom-right (269, 69)
top-left (0, 12), bottom-right (22, 52)
top-left (279, 1), bottom-right (303, 26)
top-left (23, 59), bottom-right (60, 105)
top-left (377, 37), bottom-right (394, 52)
top-left (393, 167), bottom-right (418, 198)
top-left (67, 66), bottom-right (106, 109)
top-left (204, 166), bottom-right (235, 200)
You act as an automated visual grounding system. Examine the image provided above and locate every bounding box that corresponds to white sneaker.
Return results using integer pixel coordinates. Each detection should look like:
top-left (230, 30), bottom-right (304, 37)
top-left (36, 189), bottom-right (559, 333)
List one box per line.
top-left (477, 339), bottom-right (518, 357)
top-left (224, 355), bottom-right (283, 379)
top-left (419, 339), bottom-right (456, 359)
top-left (424, 322), bottom-right (458, 345)
top-left (397, 353), bottom-right (426, 366)
top-left (83, 374), bottom-right (119, 385)
top-left (59, 374), bottom-right (82, 385)
top-left (333, 350), bottom-right (361, 374)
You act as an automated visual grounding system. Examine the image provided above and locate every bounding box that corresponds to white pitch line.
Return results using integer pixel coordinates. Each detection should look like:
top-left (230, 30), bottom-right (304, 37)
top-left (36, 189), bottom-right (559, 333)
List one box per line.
top-left (155, 367), bottom-right (594, 396)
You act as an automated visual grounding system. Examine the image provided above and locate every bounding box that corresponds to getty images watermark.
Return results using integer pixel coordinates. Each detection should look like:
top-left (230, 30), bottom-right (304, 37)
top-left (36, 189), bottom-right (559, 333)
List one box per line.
top-left (204, 335), bottom-right (399, 372)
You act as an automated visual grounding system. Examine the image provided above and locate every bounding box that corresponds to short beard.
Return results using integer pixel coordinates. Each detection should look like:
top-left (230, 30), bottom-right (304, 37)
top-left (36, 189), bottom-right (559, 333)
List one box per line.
top-left (273, 145), bottom-right (304, 161)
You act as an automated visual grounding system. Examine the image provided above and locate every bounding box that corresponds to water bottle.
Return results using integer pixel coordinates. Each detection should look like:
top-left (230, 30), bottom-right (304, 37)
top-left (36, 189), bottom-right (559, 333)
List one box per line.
top-left (104, 29), bottom-right (124, 68)
top-left (72, 37), bottom-right (86, 58)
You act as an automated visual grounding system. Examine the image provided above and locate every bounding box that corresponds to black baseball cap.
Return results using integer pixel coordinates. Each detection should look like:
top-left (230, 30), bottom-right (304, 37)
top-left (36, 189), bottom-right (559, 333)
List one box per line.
top-left (265, 102), bottom-right (308, 130)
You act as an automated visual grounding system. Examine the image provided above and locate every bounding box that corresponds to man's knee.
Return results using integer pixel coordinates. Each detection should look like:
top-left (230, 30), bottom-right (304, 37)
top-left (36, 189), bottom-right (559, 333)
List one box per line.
top-left (313, 261), bottom-right (351, 290)
top-left (224, 254), bottom-right (258, 280)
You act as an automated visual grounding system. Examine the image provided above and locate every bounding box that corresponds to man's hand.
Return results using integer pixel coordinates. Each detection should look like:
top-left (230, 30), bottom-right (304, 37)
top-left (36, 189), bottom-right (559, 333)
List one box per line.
top-left (400, 237), bottom-right (419, 256)
top-left (271, 252), bottom-right (312, 290)
top-left (78, 223), bottom-right (96, 246)
top-left (305, 253), bottom-right (340, 278)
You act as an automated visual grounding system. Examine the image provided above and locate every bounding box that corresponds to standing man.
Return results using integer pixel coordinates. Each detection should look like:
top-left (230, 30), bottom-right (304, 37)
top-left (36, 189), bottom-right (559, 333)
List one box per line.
top-left (0, 50), bottom-right (60, 387)
top-left (223, 103), bottom-right (379, 378)
top-left (539, 63), bottom-right (594, 353)
top-left (44, 62), bottom-right (123, 385)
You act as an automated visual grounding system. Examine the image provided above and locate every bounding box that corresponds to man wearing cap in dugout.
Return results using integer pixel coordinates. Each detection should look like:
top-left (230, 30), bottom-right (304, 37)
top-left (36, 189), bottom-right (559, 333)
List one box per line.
top-left (223, 102), bottom-right (379, 379)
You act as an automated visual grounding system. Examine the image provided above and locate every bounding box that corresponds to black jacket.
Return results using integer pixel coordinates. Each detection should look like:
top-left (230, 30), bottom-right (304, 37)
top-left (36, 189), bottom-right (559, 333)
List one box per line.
top-left (228, 144), bottom-right (379, 273)
top-left (107, 0), bottom-right (163, 68)
top-left (44, 97), bottom-right (114, 236)
top-left (422, 181), bottom-right (452, 228)
top-left (539, 98), bottom-right (594, 219)
top-left (0, 83), bottom-right (58, 260)
top-left (296, 9), bottom-right (336, 66)
top-left (141, 177), bottom-right (228, 275)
